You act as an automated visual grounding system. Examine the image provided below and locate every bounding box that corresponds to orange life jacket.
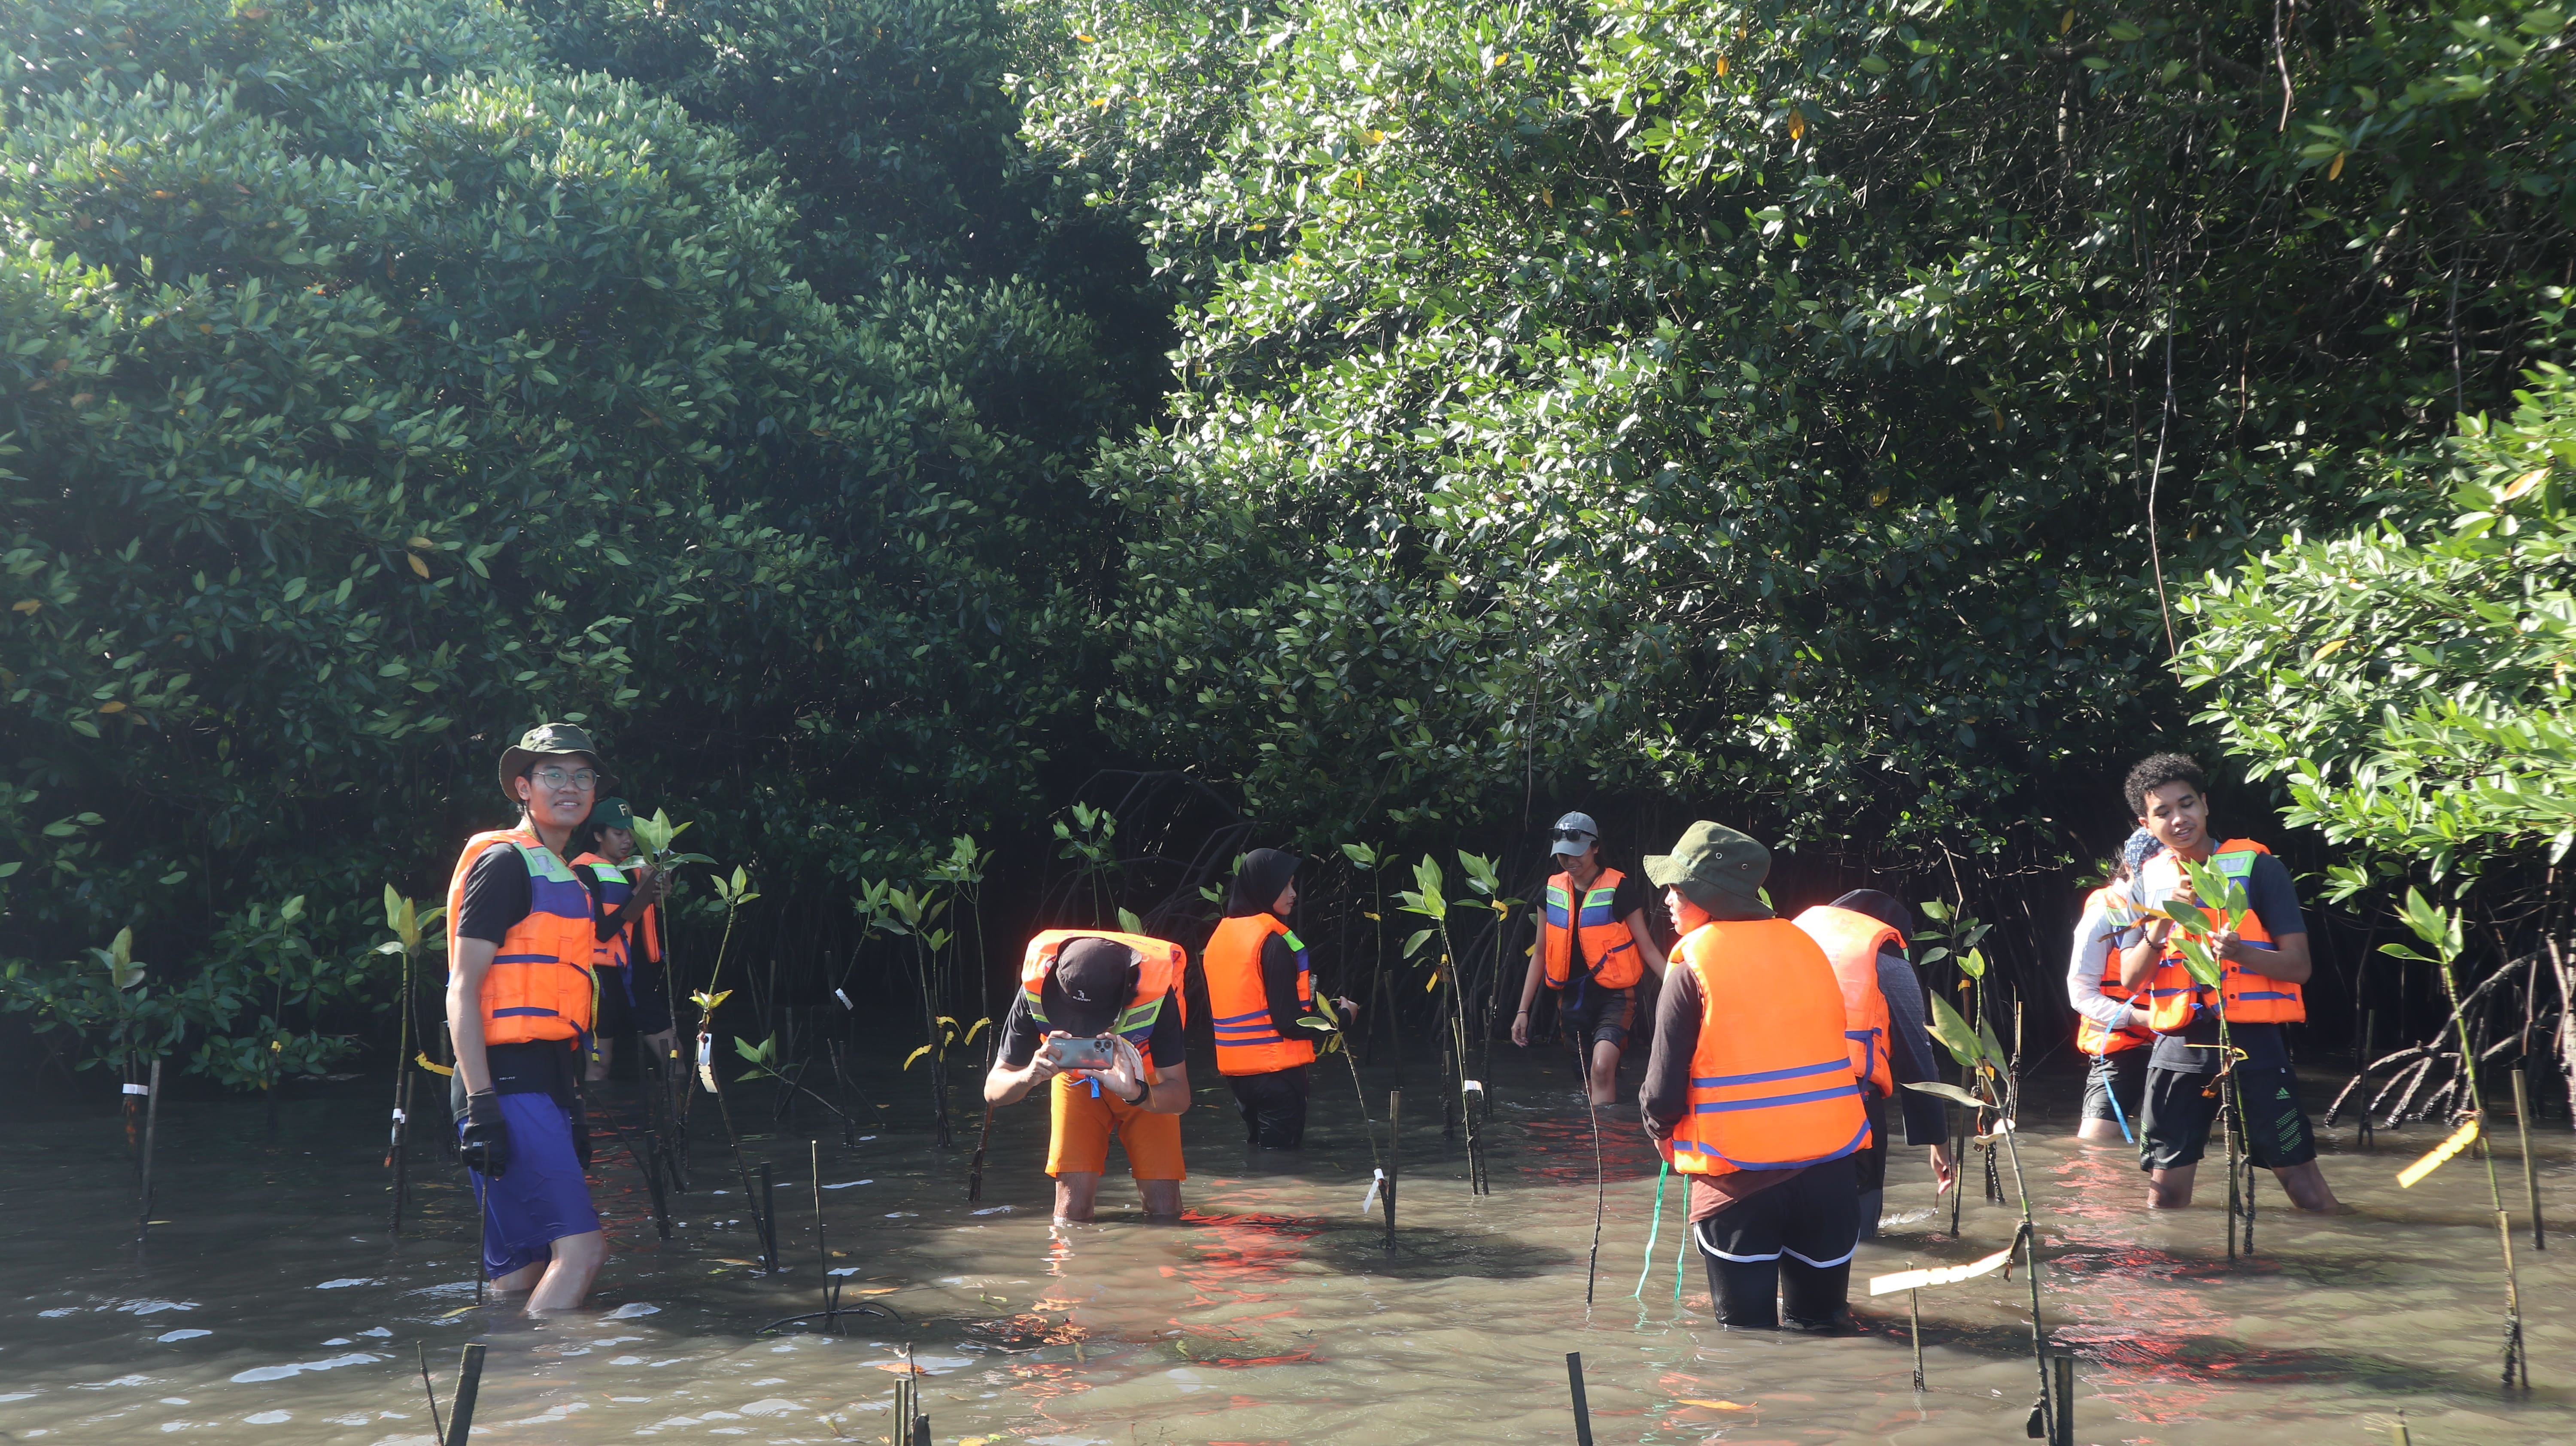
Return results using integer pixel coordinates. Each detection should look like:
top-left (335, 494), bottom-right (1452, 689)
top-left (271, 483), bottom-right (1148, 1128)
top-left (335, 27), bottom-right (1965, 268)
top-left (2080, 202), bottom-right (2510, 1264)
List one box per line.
top-left (1541, 866), bottom-right (1643, 990)
top-left (573, 854), bottom-right (632, 970)
top-left (1018, 929), bottom-right (1189, 1087)
top-left (1203, 913), bottom-right (1317, 1076)
top-left (1789, 905), bottom-right (1899, 1097)
top-left (2073, 886), bottom-right (2152, 1056)
top-left (1669, 918), bottom-right (1872, 1176)
top-left (445, 827), bottom-right (596, 1047)
top-left (2139, 839), bottom-right (2304, 1032)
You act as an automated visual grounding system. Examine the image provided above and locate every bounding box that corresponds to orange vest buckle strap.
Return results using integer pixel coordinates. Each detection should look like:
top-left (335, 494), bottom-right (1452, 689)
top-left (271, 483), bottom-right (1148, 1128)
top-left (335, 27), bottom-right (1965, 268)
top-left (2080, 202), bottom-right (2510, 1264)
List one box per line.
top-left (444, 829), bottom-right (597, 1048)
top-left (1203, 913), bottom-right (1317, 1076)
top-left (1668, 918), bottom-right (1874, 1177)
top-left (1542, 867), bottom-right (1643, 991)
top-left (1018, 929), bottom-right (1190, 1094)
top-left (1789, 905), bottom-right (1899, 1097)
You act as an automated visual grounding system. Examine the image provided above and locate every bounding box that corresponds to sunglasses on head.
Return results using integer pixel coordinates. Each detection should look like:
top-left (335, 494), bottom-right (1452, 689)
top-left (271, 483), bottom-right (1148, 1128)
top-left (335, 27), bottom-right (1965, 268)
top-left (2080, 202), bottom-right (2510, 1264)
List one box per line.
top-left (1552, 830), bottom-right (1593, 844)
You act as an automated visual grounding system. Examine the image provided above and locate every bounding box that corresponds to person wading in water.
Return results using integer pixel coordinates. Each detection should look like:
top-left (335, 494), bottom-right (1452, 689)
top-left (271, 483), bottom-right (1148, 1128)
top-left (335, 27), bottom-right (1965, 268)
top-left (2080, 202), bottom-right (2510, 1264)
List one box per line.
top-left (1640, 821), bottom-right (1871, 1332)
top-left (1511, 812), bottom-right (1668, 1108)
top-left (1790, 889), bottom-right (1954, 1236)
top-left (983, 931), bottom-right (1194, 1221)
top-left (1204, 849), bottom-right (1358, 1150)
top-left (571, 796), bottom-right (672, 1087)
top-left (2067, 830), bottom-right (2158, 1145)
top-left (2117, 753), bottom-right (2343, 1213)
top-left (445, 722), bottom-right (616, 1312)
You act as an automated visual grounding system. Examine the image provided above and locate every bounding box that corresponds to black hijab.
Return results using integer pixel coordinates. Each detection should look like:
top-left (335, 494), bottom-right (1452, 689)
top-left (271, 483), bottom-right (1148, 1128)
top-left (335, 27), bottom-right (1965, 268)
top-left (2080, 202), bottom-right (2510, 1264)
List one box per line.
top-left (1226, 848), bottom-right (1302, 918)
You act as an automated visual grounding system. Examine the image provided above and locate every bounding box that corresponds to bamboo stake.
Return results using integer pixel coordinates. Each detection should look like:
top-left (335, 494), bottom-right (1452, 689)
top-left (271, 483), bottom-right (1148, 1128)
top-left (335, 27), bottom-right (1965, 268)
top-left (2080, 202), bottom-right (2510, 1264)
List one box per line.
top-left (1909, 1286), bottom-right (1924, 1391)
top-left (757, 1162), bottom-right (779, 1272)
top-left (1579, 1033), bottom-right (1607, 1305)
top-left (444, 1342), bottom-right (486, 1446)
top-left (135, 1058), bottom-right (162, 1243)
top-left (416, 1344), bottom-right (447, 1444)
top-left (2514, 1066), bottom-right (2545, 1249)
top-left (1565, 1351), bottom-right (1595, 1446)
top-left (1383, 1090), bottom-right (1401, 1252)
top-left (2421, 914), bottom-right (2530, 1387)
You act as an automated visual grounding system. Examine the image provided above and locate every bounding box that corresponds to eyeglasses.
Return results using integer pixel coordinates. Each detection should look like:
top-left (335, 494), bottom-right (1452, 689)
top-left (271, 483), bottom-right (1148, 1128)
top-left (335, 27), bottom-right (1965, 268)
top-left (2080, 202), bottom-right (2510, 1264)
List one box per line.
top-left (527, 766), bottom-right (601, 791)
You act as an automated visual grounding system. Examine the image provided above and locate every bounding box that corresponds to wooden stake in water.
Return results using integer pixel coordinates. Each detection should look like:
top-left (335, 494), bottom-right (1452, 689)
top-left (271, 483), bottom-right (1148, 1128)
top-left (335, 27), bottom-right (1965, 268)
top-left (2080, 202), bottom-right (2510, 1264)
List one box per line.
top-left (967, 1103), bottom-right (995, 1203)
top-left (757, 1161), bottom-right (779, 1272)
top-left (1908, 1284), bottom-right (1924, 1391)
top-left (2515, 1066), bottom-right (2546, 1249)
top-left (1383, 1090), bottom-right (1402, 1252)
top-left (444, 1341), bottom-right (486, 1446)
top-left (2048, 1351), bottom-right (2076, 1446)
top-left (2358, 1010), bottom-right (2378, 1151)
top-left (134, 1058), bottom-right (162, 1244)
top-left (1574, 1033), bottom-right (1607, 1304)
top-left (1565, 1351), bottom-right (1595, 1446)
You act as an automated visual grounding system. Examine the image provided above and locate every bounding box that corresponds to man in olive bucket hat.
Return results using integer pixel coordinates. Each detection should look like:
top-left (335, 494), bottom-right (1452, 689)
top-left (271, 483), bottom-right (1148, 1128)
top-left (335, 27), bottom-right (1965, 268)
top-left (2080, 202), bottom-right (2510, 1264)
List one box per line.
top-left (442, 723), bottom-right (618, 1311)
top-left (1639, 822), bottom-right (1872, 1331)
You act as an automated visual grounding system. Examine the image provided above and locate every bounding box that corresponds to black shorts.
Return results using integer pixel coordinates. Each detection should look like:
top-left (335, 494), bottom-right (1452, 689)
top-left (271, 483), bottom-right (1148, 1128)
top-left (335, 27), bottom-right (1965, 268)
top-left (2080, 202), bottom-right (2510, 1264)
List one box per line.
top-left (2139, 1064), bottom-right (2318, 1173)
top-left (1558, 984), bottom-right (1637, 1050)
top-left (2083, 1049), bottom-right (2148, 1126)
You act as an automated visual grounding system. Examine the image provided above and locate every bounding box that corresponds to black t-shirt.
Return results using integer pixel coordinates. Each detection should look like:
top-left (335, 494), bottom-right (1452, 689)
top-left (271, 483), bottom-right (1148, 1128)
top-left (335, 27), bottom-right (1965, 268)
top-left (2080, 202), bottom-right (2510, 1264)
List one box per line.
top-left (1563, 869), bottom-right (1651, 975)
top-left (996, 987), bottom-right (1187, 1071)
top-left (2131, 851), bottom-right (2306, 1074)
top-left (456, 842), bottom-right (535, 945)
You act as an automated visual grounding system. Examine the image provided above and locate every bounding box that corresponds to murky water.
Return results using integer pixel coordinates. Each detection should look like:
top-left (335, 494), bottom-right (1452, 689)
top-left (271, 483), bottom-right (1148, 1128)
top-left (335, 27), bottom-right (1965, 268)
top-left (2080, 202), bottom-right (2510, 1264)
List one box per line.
top-left (5, 1049), bottom-right (2570, 1445)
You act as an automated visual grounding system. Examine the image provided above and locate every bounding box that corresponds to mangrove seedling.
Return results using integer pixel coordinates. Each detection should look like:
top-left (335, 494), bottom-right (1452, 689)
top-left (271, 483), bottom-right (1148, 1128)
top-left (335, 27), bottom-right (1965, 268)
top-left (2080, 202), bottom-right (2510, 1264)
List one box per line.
top-left (374, 887), bottom-right (446, 1234)
top-left (1395, 854), bottom-right (1492, 1196)
top-left (1908, 991), bottom-right (2057, 1435)
top-left (2382, 887), bottom-right (2528, 1388)
top-left (2152, 855), bottom-right (2264, 1258)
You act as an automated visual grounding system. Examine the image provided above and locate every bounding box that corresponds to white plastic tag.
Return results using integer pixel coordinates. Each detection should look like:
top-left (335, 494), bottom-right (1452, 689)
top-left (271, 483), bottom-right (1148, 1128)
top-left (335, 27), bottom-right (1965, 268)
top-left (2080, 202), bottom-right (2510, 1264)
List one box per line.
top-left (834, 988), bottom-right (854, 1010)
top-left (1360, 1167), bottom-right (1385, 1217)
top-left (1460, 1079), bottom-right (1484, 1097)
top-left (391, 1109), bottom-right (407, 1123)
top-left (123, 1083), bottom-right (151, 1096)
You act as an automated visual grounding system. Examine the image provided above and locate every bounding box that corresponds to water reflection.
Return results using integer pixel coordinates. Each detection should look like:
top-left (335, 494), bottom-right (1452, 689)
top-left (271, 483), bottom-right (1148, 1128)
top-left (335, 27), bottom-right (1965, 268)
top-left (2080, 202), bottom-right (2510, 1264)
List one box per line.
top-left (0, 1051), bottom-right (2566, 1444)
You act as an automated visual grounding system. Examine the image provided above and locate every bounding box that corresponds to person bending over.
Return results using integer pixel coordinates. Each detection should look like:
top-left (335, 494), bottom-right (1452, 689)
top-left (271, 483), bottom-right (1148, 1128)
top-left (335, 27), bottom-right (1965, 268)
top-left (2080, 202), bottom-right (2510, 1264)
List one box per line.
top-left (984, 931), bottom-right (1193, 1222)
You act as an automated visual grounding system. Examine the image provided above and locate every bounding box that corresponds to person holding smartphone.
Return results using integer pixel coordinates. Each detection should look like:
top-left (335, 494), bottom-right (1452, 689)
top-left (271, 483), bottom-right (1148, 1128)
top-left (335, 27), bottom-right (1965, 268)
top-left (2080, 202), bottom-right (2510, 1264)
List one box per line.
top-left (984, 931), bottom-right (1194, 1222)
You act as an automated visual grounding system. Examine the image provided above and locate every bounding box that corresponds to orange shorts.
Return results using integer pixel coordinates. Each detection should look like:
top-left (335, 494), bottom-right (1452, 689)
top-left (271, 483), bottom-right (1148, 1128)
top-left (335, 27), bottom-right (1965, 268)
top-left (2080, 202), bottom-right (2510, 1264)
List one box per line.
top-left (1047, 1074), bottom-right (1186, 1181)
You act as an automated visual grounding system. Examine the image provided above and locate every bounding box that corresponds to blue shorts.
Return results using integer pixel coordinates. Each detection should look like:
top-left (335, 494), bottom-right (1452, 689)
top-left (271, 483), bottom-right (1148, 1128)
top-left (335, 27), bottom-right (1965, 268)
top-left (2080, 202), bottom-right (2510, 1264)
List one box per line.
top-left (463, 1092), bottom-right (600, 1279)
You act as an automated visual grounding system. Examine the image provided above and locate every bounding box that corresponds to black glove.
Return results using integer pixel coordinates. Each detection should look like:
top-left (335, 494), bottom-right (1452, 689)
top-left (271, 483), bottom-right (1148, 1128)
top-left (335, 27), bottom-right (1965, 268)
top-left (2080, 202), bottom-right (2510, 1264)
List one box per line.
top-left (460, 1090), bottom-right (512, 1178)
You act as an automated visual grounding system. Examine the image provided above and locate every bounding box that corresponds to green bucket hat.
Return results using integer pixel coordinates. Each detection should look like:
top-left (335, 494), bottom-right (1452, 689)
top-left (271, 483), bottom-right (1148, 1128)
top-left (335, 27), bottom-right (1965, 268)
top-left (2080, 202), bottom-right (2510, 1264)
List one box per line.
top-left (583, 796), bottom-right (635, 833)
top-left (1643, 820), bottom-right (1772, 915)
top-left (496, 721), bottom-right (612, 803)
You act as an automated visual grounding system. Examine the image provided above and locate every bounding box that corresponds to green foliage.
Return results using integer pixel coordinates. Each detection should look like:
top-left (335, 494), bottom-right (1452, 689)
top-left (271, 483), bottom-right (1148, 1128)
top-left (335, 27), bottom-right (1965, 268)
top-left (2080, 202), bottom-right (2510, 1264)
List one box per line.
top-left (0, 0), bottom-right (1137, 1084)
top-left (1029, 0), bottom-right (2576, 853)
top-left (2186, 365), bottom-right (2576, 892)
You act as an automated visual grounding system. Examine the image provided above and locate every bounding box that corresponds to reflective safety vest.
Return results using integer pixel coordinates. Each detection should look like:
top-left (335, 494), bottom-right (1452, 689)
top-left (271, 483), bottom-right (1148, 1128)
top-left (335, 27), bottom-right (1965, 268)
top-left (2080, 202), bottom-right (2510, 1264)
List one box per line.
top-left (2074, 886), bottom-right (2153, 1056)
top-left (1789, 905), bottom-right (1899, 1097)
top-left (1019, 929), bottom-right (1189, 1086)
top-left (1669, 919), bottom-right (1872, 1176)
top-left (572, 854), bottom-right (633, 970)
top-left (1541, 867), bottom-right (1643, 990)
top-left (445, 828), bottom-right (596, 1047)
top-left (2138, 838), bottom-right (2304, 1032)
top-left (1203, 913), bottom-right (1317, 1076)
